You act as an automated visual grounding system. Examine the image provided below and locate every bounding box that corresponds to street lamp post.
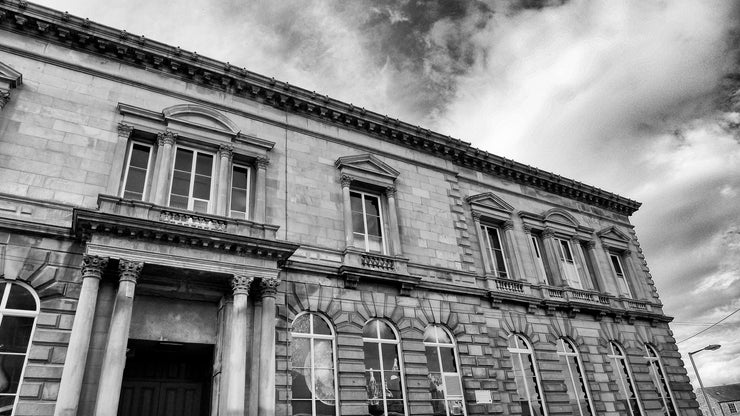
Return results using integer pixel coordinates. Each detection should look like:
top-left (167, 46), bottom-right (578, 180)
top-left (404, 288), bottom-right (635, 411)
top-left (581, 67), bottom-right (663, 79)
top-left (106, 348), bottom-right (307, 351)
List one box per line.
top-left (688, 344), bottom-right (721, 416)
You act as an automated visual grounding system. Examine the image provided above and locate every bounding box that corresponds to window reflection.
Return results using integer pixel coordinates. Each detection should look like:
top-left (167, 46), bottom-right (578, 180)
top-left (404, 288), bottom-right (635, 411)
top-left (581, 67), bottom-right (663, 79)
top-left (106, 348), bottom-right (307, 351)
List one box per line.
top-left (290, 313), bottom-right (337, 416)
top-left (556, 339), bottom-right (593, 416)
top-left (423, 325), bottom-right (466, 416)
top-left (508, 335), bottom-right (546, 416)
top-left (363, 319), bottom-right (407, 416)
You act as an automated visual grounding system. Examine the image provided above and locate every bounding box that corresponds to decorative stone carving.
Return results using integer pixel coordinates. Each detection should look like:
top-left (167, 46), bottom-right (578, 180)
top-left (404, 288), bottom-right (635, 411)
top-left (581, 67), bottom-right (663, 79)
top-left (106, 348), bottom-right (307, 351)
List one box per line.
top-left (156, 131), bottom-right (177, 147)
top-left (542, 227), bottom-right (556, 238)
top-left (503, 220), bottom-right (515, 231)
top-left (340, 174), bottom-right (353, 188)
top-left (256, 157), bottom-right (270, 169)
top-left (385, 186), bottom-right (396, 198)
top-left (471, 211), bottom-right (482, 222)
top-left (80, 254), bottom-right (109, 280)
top-left (260, 277), bottom-right (280, 298)
top-left (117, 123), bottom-right (134, 138)
top-left (218, 144), bottom-right (234, 159)
top-left (231, 274), bottom-right (253, 296)
top-left (584, 240), bottom-right (597, 250)
top-left (118, 260), bottom-right (143, 283)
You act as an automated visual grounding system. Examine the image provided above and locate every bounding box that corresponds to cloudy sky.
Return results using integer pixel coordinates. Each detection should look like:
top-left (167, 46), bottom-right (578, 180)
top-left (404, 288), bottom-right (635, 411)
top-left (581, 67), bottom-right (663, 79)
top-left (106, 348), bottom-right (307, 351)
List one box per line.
top-left (33, 0), bottom-right (740, 387)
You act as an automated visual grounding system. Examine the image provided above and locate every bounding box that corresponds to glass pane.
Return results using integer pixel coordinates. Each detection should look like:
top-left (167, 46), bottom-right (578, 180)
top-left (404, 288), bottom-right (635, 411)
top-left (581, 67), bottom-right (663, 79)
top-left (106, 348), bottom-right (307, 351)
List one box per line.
top-left (291, 368), bottom-right (312, 399)
top-left (314, 368), bottom-right (335, 400)
top-left (448, 400), bottom-right (465, 416)
top-left (170, 171), bottom-right (190, 197)
top-left (363, 320), bottom-right (379, 339)
top-left (445, 374), bottom-right (462, 397)
top-left (367, 215), bottom-right (382, 236)
top-left (350, 192), bottom-right (362, 212)
top-left (169, 195), bottom-right (188, 210)
top-left (313, 316), bottom-right (332, 336)
top-left (193, 174), bottom-right (211, 199)
top-left (230, 189), bottom-right (247, 213)
top-left (382, 344), bottom-right (399, 370)
top-left (292, 315), bottom-right (310, 333)
top-left (130, 144), bottom-right (150, 168)
top-left (195, 153), bottom-right (213, 175)
top-left (378, 321), bottom-right (395, 340)
top-left (425, 347), bottom-right (440, 373)
top-left (440, 347), bottom-right (457, 372)
top-left (487, 228), bottom-right (502, 249)
top-left (0, 354), bottom-right (25, 394)
top-left (386, 372), bottom-right (403, 398)
top-left (366, 370), bottom-right (383, 402)
top-left (386, 400), bottom-right (405, 415)
top-left (0, 316), bottom-right (33, 353)
top-left (291, 399), bottom-right (312, 416)
top-left (232, 167), bottom-right (249, 189)
top-left (431, 399), bottom-right (447, 416)
top-left (423, 326), bottom-right (438, 343)
top-left (314, 339), bottom-right (334, 369)
top-left (352, 212), bottom-right (366, 234)
top-left (353, 234), bottom-right (366, 248)
top-left (0, 395), bottom-right (15, 416)
top-left (316, 400), bottom-right (335, 416)
top-left (365, 343), bottom-right (380, 370)
top-left (124, 167), bottom-right (146, 195)
top-left (6, 284), bottom-right (36, 311)
top-left (365, 195), bottom-right (380, 217)
top-left (192, 200), bottom-right (208, 213)
top-left (291, 338), bottom-right (310, 369)
top-left (174, 149), bottom-right (193, 172)
top-left (367, 236), bottom-right (383, 253)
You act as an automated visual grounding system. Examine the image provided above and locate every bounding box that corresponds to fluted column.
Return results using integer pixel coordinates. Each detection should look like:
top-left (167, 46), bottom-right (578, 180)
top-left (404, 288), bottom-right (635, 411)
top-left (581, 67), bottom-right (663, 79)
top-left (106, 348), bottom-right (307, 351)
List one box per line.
top-left (541, 228), bottom-right (565, 286)
top-left (216, 145), bottom-right (234, 216)
top-left (225, 274), bottom-right (253, 416)
top-left (54, 255), bottom-right (109, 416)
top-left (258, 277), bottom-right (279, 416)
top-left (94, 260), bottom-right (143, 416)
top-left (341, 175), bottom-right (354, 249)
top-left (154, 131), bottom-right (177, 206)
top-left (254, 157), bottom-right (269, 223)
top-left (248, 295), bottom-right (263, 416)
top-left (385, 186), bottom-right (402, 256)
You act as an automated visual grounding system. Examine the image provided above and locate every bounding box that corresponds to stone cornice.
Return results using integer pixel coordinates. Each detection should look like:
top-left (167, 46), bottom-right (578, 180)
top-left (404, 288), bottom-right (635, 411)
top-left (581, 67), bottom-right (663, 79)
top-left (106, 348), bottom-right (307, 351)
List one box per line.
top-left (0, 1), bottom-right (641, 215)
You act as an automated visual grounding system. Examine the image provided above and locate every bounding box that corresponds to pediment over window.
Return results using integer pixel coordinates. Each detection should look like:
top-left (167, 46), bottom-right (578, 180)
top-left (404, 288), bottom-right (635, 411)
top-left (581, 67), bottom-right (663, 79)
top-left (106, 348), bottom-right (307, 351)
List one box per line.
top-left (0, 61), bottom-right (22, 110)
top-left (163, 104), bottom-right (240, 135)
top-left (597, 226), bottom-right (631, 250)
top-left (465, 192), bottom-right (514, 220)
top-left (544, 209), bottom-right (579, 228)
top-left (335, 154), bottom-right (399, 187)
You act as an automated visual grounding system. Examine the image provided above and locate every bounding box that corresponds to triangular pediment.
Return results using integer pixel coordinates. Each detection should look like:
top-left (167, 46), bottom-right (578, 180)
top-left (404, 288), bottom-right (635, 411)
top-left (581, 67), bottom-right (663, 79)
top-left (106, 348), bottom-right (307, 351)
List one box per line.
top-left (335, 154), bottom-right (399, 186)
top-left (465, 193), bottom-right (514, 214)
top-left (0, 61), bottom-right (22, 89)
top-left (597, 226), bottom-right (631, 243)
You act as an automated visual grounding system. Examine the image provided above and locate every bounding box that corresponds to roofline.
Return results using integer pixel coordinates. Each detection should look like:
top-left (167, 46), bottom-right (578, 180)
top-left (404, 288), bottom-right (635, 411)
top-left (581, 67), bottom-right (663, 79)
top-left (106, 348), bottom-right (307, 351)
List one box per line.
top-left (0, 1), bottom-right (641, 216)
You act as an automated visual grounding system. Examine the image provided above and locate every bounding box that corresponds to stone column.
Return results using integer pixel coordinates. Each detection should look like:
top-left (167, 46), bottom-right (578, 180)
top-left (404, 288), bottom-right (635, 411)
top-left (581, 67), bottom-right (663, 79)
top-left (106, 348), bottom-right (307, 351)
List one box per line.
top-left (502, 220), bottom-right (526, 280)
top-left (216, 145), bottom-right (234, 216)
top-left (253, 157), bottom-right (269, 223)
top-left (541, 228), bottom-right (565, 286)
top-left (258, 277), bottom-right (279, 416)
top-left (385, 186), bottom-right (402, 256)
top-left (583, 240), bottom-right (604, 292)
top-left (248, 295), bottom-right (263, 416)
top-left (54, 255), bottom-right (109, 416)
top-left (153, 131), bottom-right (177, 206)
top-left (472, 212), bottom-right (493, 275)
top-left (341, 175), bottom-right (354, 249)
top-left (225, 274), bottom-right (253, 416)
top-left (94, 260), bottom-right (143, 416)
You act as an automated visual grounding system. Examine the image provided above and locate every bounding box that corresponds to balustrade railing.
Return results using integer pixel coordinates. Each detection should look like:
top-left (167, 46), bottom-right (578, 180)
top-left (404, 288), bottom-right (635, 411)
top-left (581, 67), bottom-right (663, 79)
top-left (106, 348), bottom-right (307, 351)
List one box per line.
top-left (160, 210), bottom-right (227, 232)
top-left (360, 253), bottom-right (395, 271)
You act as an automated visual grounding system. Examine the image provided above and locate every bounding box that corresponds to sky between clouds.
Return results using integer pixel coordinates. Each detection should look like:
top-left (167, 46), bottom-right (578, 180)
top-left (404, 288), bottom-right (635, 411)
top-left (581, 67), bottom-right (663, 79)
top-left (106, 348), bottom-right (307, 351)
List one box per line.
top-left (31, 0), bottom-right (740, 386)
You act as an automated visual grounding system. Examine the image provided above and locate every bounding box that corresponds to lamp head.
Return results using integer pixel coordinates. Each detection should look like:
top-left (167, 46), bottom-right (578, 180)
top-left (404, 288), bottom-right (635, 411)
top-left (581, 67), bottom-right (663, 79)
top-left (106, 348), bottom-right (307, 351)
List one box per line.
top-left (705, 344), bottom-right (721, 351)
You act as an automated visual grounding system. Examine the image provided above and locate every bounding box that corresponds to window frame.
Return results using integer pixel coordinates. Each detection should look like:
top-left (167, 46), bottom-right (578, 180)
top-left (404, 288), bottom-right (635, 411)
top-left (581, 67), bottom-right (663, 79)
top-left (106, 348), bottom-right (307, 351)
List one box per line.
top-left (229, 163), bottom-right (252, 220)
top-left (556, 338), bottom-right (595, 416)
top-left (362, 319), bottom-right (408, 416)
top-left (607, 341), bottom-right (643, 416)
top-left (350, 189), bottom-right (387, 255)
top-left (508, 334), bottom-right (548, 416)
top-left (644, 345), bottom-right (678, 416)
top-left (608, 253), bottom-right (633, 298)
top-left (289, 312), bottom-right (340, 416)
top-left (729, 403), bottom-right (738, 413)
top-left (0, 280), bottom-right (40, 416)
top-left (555, 237), bottom-right (584, 289)
top-left (167, 145), bottom-right (216, 214)
top-left (529, 233), bottom-right (549, 284)
top-left (121, 141), bottom-right (154, 201)
top-left (481, 223), bottom-right (509, 279)
top-left (423, 325), bottom-right (467, 416)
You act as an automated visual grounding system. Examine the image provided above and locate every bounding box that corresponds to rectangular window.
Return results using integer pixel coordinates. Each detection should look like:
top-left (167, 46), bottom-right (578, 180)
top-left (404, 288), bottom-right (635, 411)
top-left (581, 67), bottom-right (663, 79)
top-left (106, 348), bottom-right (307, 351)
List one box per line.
top-left (609, 254), bottom-right (633, 297)
top-left (729, 403), bottom-right (737, 413)
top-left (530, 235), bottom-right (549, 284)
top-left (122, 142), bottom-right (152, 201)
top-left (557, 238), bottom-right (583, 289)
top-left (350, 191), bottom-right (385, 254)
top-left (230, 165), bottom-right (251, 219)
top-left (169, 147), bottom-right (214, 213)
top-left (482, 225), bottom-right (508, 278)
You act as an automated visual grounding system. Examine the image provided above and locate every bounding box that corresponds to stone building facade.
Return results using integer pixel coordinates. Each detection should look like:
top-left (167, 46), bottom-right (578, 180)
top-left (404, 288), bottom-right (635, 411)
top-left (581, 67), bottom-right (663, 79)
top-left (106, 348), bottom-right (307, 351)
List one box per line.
top-left (0, 2), bottom-right (699, 416)
top-left (696, 384), bottom-right (740, 416)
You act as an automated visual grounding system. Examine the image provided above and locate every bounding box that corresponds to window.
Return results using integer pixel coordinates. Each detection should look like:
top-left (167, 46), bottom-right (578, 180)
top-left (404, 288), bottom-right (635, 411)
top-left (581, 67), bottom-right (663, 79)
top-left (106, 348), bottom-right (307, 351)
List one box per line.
top-left (529, 234), bottom-right (549, 284)
top-left (644, 345), bottom-right (677, 416)
top-left (363, 320), bottom-right (407, 416)
top-left (556, 238), bottom-right (583, 289)
top-left (351, 191), bottom-right (385, 254)
top-left (508, 334), bottom-right (546, 416)
top-left (481, 224), bottom-right (509, 278)
top-left (556, 339), bottom-right (594, 416)
top-left (729, 403), bottom-right (738, 413)
top-left (607, 341), bottom-right (643, 416)
top-left (290, 313), bottom-right (338, 416)
top-left (168, 147), bottom-right (214, 213)
top-left (230, 164), bottom-right (251, 219)
top-left (609, 254), bottom-right (633, 297)
top-left (121, 142), bottom-right (153, 201)
top-left (0, 281), bottom-right (39, 416)
top-left (424, 325), bottom-right (466, 416)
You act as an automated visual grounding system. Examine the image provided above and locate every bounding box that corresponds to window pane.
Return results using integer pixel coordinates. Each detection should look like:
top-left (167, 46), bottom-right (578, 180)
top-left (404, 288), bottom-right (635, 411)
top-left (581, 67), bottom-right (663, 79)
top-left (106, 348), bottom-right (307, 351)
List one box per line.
top-left (292, 315), bottom-right (310, 334)
top-left (314, 340), bottom-right (334, 369)
top-left (192, 200), bottom-right (208, 213)
top-left (195, 153), bottom-right (213, 176)
top-left (610, 255), bottom-right (624, 275)
top-left (378, 321), bottom-right (395, 340)
top-left (169, 195), bottom-right (188, 210)
top-left (174, 149), bottom-right (193, 172)
top-left (313, 317), bottom-right (332, 336)
top-left (366, 370), bottom-right (383, 403)
top-left (0, 354), bottom-right (25, 394)
top-left (365, 343), bottom-right (380, 370)
top-left (381, 343), bottom-right (399, 370)
top-left (439, 347), bottom-right (457, 372)
top-left (5, 285), bottom-right (36, 311)
top-left (0, 395), bottom-right (15, 415)
top-left (363, 320), bottom-right (379, 339)
top-left (291, 399), bottom-right (312, 415)
top-left (232, 166), bottom-right (249, 189)
top-left (193, 174), bottom-right (211, 199)
top-left (366, 215), bottom-right (382, 237)
top-left (130, 144), bottom-right (150, 168)
top-left (364, 196), bottom-right (380, 217)
top-left (291, 368), bottom-right (312, 399)
top-left (367, 236), bottom-right (383, 253)
top-left (314, 368), bottom-right (335, 400)
top-left (386, 372), bottom-right (403, 397)
top-left (0, 316), bottom-right (33, 353)
top-left (170, 171), bottom-right (190, 197)
top-left (445, 374), bottom-right (463, 397)
top-left (350, 192), bottom-right (362, 212)
top-left (291, 338), bottom-right (310, 369)
top-left (352, 212), bottom-right (366, 234)
top-left (486, 228), bottom-right (502, 250)
top-left (230, 189), bottom-right (247, 213)
top-left (315, 400), bottom-right (335, 416)
top-left (124, 167), bottom-right (147, 197)
top-left (425, 347), bottom-right (440, 373)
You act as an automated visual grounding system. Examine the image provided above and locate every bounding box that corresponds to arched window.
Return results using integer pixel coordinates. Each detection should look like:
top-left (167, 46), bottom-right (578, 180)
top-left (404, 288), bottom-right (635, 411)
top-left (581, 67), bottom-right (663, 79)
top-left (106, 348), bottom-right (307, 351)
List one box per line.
top-left (508, 334), bottom-right (547, 416)
top-left (556, 338), bottom-right (594, 416)
top-left (644, 345), bottom-right (678, 416)
top-left (0, 281), bottom-right (39, 416)
top-left (423, 325), bottom-right (466, 416)
top-left (363, 319), bottom-right (407, 416)
top-left (290, 313), bottom-right (338, 416)
top-left (607, 341), bottom-right (643, 416)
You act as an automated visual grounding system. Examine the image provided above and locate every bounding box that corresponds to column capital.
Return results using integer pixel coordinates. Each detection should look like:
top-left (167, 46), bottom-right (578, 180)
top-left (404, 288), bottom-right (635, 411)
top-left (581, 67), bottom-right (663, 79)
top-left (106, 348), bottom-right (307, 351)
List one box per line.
top-left (542, 227), bottom-right (556, 238)
top-left (118, 260), bottom-right (143, 284)
top-left (231, 274), bottom-right (254, 296)
top-left (584, 240), bottom-right (597, 250)
top-left (256, 156), bottom-right (270, 169)
top-left (81, 254), bottom-right (109, 280)
top-left (385, 186), bottom-right (397, 198)
top-left (340, 174), bottom-right (353, 188)
top-left (502, 220), bottom-right (515, 231)
top-left (117, 123), bottom-right (134, 138)
top-left (522, 225), bottom-right (532, 234)
top-left (260, 277), bottom-right (280, 298)
top-left (218, 144), bottom-right (234, 159)
top-left (156, 131), bottom-right (177, 146)
top-left (471, 211), bottom-right (482, 222)
top-left (623, 249), bottom-right (632, 256)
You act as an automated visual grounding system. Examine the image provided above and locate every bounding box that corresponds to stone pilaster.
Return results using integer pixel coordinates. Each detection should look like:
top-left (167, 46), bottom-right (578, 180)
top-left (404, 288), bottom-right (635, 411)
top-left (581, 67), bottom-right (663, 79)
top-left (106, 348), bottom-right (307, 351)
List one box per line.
top-left (341, 175), bottom-right (354, 249)
top-left (225, 274), bottom-right (253, 416)
top-left (254, 157), bottom-right (269, 223)
top-left (217, 144), bottom-right (234, 216)
top-left (385, 186), bottom-right (402, 256)
top-left (258, 277), bottom-right (279, 416)
top-left (153, 131), bottom-right (177, 206)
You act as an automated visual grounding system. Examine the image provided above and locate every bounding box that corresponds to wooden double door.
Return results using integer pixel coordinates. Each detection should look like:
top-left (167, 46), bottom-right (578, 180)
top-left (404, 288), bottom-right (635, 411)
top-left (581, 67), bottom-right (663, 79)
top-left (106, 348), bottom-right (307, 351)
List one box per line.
top-left (118, 340), bottom-right (213, 416)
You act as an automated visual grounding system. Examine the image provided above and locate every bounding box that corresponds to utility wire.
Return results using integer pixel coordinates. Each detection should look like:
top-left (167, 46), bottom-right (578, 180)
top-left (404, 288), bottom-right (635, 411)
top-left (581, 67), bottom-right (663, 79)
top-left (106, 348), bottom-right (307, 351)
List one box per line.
top-left (676, 307), bottom-right (740, 344)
